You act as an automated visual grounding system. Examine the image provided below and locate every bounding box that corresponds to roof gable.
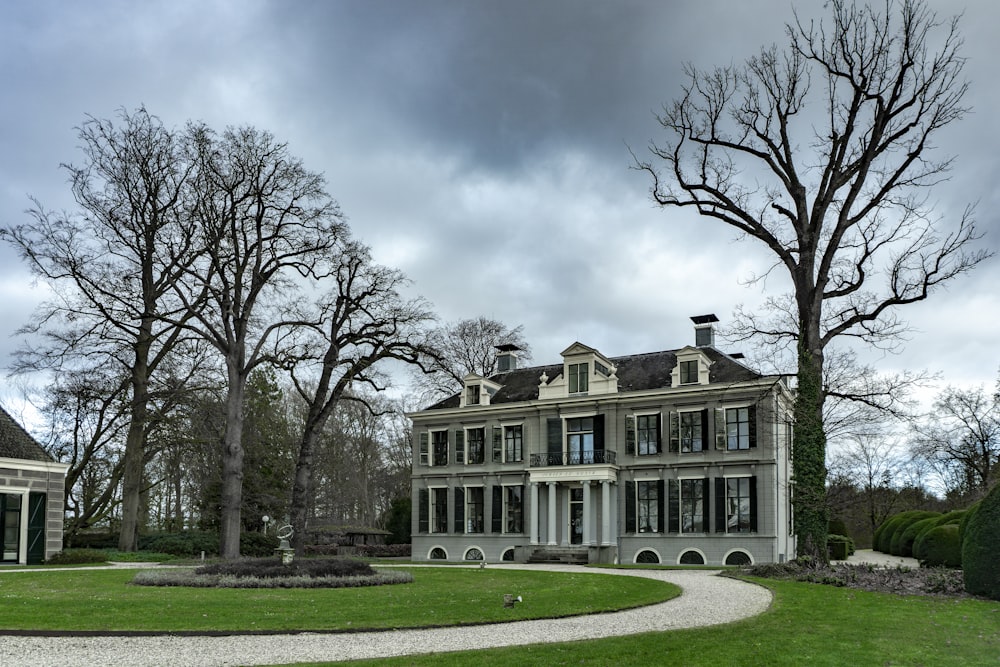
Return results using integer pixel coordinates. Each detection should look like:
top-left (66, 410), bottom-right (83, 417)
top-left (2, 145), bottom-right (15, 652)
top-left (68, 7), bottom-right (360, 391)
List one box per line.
top-left (0, 406), bottom-right (53, 463)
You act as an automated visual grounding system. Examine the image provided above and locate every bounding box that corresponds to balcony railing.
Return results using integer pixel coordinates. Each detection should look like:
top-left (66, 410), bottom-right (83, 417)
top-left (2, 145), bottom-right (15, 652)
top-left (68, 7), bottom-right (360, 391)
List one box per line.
top-left (530, 450), bottom-right (617, 467)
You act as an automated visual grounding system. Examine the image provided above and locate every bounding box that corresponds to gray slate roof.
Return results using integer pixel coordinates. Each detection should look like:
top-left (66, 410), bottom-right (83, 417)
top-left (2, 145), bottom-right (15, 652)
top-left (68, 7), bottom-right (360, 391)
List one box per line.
top-left (0, 405), bottom-right (53, 462)
top-left (424, 347), bottom-right (762, 411)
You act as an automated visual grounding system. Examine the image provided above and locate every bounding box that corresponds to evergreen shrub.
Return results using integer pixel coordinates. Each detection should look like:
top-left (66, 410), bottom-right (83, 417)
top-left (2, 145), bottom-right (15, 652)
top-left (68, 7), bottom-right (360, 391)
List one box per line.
top-left (885, 511), bottom-right (938, 555)
top-left (196, 557), bottom-right (374, 579)
top-left (921, 524), bottom-right (962, 568)
top-left (898, 516), bottom-right (940, 558)
top-left (827, 534), bottom-right (855, 560)
top-left (962, 483), bottom-right (1000, 600)
top-left (914, 511), bottom-right (965, 562)
top-left (140, 531), bottom-right (219, 557)
top-left (46, 548), bottom-right (109, 565)
top-left (959, 500), bottom-right (981, 546)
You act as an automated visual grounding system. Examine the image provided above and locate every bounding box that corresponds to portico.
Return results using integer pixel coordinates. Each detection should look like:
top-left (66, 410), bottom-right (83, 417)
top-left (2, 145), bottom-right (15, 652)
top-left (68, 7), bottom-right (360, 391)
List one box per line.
top-left (528, 466), bottom-right (618, 548)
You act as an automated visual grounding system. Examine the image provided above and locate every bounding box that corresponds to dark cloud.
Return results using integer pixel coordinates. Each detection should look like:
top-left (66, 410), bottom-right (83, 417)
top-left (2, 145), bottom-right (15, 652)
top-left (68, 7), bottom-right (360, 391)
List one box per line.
top-left (1, 0), bottom-right (997, 408)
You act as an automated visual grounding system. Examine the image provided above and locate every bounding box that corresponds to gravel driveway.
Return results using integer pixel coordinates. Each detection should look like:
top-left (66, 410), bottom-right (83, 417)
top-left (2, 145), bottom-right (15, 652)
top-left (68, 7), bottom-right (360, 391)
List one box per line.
top-left (0, 565), bottom-right (772, 667)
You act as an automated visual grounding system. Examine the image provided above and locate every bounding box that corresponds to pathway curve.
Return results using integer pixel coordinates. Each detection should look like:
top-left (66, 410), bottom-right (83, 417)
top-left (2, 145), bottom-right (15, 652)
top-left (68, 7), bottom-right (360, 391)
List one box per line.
top-left (0, 565), bottom-right (773, 666)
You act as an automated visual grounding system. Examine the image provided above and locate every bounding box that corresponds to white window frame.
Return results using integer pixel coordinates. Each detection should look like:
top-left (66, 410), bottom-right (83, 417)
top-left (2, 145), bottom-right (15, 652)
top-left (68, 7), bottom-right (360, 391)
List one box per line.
top-left (634, 411), bottom-right (661, 456)
top-left (724, 405), bottom-right (752, 450)
top-left (678, 476), bottom-right (706, 534)
top-left (463, 425), bottom-right (486, 465)
top-left (724, 475), bottom-right (753, 534)
top-left (464, 485), bottom-right (485, 534)
top-left (429, 486), bottom-right (448, 534)
top-left (429, 429), bottom-right (448, 467)
top-left (502, 423), bottom-right (524, 463)
top-left (502, 483), bottom-right (524, 534)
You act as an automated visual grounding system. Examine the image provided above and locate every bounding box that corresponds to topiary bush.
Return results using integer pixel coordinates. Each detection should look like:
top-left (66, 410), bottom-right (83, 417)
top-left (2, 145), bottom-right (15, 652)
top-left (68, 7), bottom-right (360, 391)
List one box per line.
top-left (914, 511), bottom-right (966, 562)
top-left (959, 500), bottom-right (981, 547)
top-left (827, 534), bottom-right (855, 560)
top-left (898, 516), bottom-right (940, 558)
top-left (962, 483), bottom-right (1000, 600)
top-left (921, 524), bottom-right (962, 568)
top-left (888, 511), bottom-right (939, 556)
top-left (46, 548), bottom-right (109, 565)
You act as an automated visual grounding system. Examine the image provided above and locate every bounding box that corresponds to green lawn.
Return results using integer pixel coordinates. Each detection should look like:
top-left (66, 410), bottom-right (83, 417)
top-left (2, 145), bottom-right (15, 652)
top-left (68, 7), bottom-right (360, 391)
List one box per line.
top-left (330, 577), bottom-right (1000, 667)
top-left (0, 566), bottom-right (678, 633)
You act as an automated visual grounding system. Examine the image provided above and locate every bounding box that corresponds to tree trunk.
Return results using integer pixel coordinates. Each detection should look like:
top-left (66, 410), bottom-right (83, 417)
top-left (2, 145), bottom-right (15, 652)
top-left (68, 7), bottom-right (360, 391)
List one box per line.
top-left (219, 361), bottom-right (246, 559)
top-left (794, 336), bottom-right (829, 560)
top-left (118, 328), bottom-right (153, 552)
top-left (290, 427), bottom-right (318, 556)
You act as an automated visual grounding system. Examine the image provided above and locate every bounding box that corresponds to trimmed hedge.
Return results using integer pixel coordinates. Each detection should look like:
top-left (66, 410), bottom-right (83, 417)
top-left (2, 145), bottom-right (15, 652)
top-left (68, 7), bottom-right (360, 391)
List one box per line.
top-left (959, 500), bottom-right (981, 546)
top-left (827, 534), bottom-right (855, 560)
top-left (914, 511), bottom-right (966, 562)
top-left (196, 557), bottom-right (375, 579)
top-left (962, 483), bottom-right (1000, 600)
top-left (898, 516), bottom-right (940, 558)
top-left (46, 548), bottom-right (109, 565)
top-left (921, 524), bottom-right (962, 568)
top-left (888, 511), bottom-right (939, 556)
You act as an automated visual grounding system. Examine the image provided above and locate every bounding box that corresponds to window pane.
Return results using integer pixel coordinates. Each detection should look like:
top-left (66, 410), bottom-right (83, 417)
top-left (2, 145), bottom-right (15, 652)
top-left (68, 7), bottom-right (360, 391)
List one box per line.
top-left (637, 481), bottom-right (659, 533)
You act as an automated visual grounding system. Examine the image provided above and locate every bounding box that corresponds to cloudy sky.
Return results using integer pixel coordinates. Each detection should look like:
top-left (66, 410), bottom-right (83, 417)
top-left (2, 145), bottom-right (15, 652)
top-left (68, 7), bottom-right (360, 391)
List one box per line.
top-left (1, 0), bottom-right (997, 413)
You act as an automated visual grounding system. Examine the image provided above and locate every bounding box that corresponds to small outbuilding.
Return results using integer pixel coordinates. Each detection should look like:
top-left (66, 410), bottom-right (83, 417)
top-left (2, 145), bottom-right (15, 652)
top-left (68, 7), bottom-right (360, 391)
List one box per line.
top-left (0, 406), bottom-right (68, 564)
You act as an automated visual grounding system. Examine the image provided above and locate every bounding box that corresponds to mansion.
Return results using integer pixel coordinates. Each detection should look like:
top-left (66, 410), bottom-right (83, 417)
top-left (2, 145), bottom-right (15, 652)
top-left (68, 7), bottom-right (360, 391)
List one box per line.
top-left (409, 316), bottom-right (796, 566)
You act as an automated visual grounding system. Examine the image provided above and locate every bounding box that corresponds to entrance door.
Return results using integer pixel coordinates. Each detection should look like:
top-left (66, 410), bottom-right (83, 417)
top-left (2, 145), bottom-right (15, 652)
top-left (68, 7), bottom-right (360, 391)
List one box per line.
top-left (1, 493), bottom-right (22, 563)
top-left (570, 487), bottom-right (583, 545)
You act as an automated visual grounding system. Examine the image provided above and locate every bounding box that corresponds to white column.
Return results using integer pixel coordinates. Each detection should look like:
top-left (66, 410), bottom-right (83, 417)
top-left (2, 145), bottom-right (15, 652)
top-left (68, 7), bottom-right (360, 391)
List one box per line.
top-left (601, 480), bottom-right (612, 545)
top-left (610, 482), bottom-right (618, 542)
top-left (530, 483), bottom-right (539, 545)
top-left (582, 481), bottom-right (593, 545)
top-left (547, 482), bottom-right (558, 545)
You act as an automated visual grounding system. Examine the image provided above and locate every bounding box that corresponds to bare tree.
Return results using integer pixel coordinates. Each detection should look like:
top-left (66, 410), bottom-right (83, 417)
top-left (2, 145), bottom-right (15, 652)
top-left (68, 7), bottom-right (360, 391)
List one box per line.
top-left (1, 107), bottom-right (199, 550)
top-left (285, 240), bottom-right (435, 554)
top-left (413, 316), bottom-right (531, 405)
top-left (176, 124), bottom-right (347, 558)
top-left (912, 379), bottom-right (1000, 501)
top-left (636, 0), bottom-right (990, 558)
top-left (829, 425), bottom-right (907, 543)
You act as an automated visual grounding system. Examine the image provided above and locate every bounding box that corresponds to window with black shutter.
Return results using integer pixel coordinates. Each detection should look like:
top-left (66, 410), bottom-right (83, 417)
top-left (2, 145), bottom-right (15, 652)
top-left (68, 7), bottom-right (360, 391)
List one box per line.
top-left (454, 487), bottom-right (465, 533)
top-left (491, 486), bottom-right (502, 533)
top-left (625, 480), bottom-right (636, 533)
top-left (418, 489), bottom-right (428, 534)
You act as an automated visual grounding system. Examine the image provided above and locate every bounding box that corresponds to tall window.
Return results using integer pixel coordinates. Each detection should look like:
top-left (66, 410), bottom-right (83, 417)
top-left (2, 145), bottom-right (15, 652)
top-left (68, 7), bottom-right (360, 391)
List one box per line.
top-left (466, 427), bottom-right (485, 464)
top-left (637, 414), bottom-right (660, 455)
top-left (637, 481), bottom-right (660, 532)
top-left (681, 479), bottom-right (705, 533)
top-left (566, 417), bottom-right (595, 464)
top-left (430, 488), bottom-right (448, 533)
top-left (504, 425), bottom-right (523, 462)
top-left (568, 362), bottom-right (589, 393)
top-left (466, 384), bottom-right (480, 405)
top-left (504, 485), bottom-right (523, 533)
top-left (431, 430), bottom-right (448, 466)
top-left (680, 412), bottom-right (703, 452)
top-left (726, 478), bottom-right (752, 533)
top-left (679, 359), bottom-right (699, 384)
top-left (726, 407), bottom-right (752, 450)
top-left (465, 487), bottom-right (484, 533)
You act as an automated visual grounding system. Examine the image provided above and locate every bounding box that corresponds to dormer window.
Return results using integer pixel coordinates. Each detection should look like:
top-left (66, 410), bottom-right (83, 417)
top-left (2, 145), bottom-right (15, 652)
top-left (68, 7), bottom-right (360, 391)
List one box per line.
top-left (679, 360), bottom-right (699, 385)
top-left (568, 362), bottom-right (589, 393)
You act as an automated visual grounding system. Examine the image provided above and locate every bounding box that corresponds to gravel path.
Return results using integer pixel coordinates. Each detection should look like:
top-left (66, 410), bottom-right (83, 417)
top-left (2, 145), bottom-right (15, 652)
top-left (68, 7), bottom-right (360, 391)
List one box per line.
top-left (0, 565), bottom-right (772, 666)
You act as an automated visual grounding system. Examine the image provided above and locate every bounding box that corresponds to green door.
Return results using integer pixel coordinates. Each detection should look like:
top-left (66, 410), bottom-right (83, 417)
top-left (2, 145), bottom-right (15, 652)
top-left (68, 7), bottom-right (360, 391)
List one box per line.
top-left (27, 492), bottom-right (46, 565)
